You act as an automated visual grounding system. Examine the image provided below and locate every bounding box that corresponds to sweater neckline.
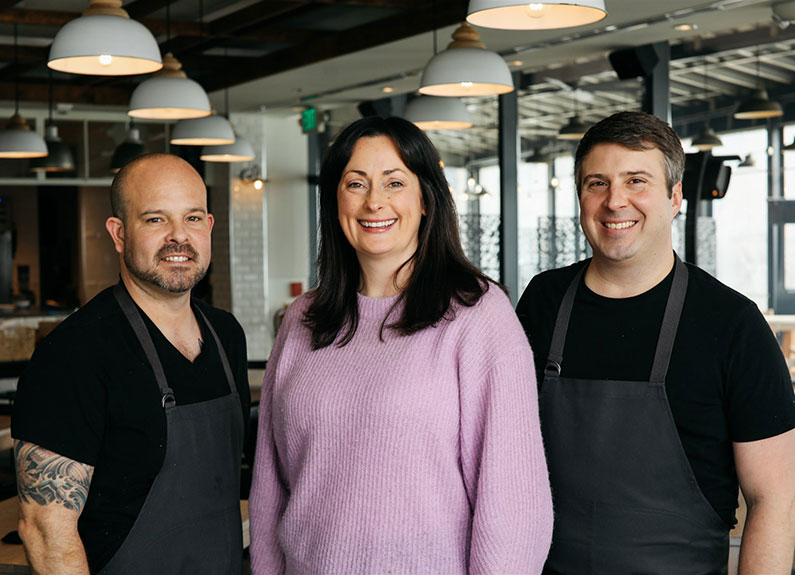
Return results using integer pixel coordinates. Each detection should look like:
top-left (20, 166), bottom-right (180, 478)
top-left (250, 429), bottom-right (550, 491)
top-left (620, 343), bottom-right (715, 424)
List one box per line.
top-left (356, 291), bottom-right (402, 319)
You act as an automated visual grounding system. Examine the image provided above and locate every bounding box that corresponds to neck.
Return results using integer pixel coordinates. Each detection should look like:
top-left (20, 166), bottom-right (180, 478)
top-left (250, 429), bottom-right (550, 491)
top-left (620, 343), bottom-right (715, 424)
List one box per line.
top-left (358, 257), bottom-right (412, 298)
top-left (585, 249), bottom-right (675, 298)
top-left (120, 268), bottom-right (193, 327)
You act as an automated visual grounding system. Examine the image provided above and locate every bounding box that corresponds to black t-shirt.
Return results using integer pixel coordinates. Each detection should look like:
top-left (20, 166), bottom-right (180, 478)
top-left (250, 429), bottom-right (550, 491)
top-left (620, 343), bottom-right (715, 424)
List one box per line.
top-left (516, 258), bottom-right (795, 529)
top-left (12, 284), bottom-right (250, 573)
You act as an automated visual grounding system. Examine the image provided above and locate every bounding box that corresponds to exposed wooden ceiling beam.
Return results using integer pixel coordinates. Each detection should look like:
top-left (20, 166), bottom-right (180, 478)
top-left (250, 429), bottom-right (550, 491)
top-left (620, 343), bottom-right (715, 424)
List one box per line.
top-left (0, 81), bottom-right (130, 106)
top-left (0, 9), bottom-right (200, 36)
top-left (200, 0), bottom-right (466, 92)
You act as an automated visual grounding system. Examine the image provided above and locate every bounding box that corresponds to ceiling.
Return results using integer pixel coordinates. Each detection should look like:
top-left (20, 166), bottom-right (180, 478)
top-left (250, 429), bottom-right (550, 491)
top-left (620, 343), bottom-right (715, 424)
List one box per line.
top-left (0, 0), bottom-right (794, 162)
top-left (0, 0), bottom-right (787, 113)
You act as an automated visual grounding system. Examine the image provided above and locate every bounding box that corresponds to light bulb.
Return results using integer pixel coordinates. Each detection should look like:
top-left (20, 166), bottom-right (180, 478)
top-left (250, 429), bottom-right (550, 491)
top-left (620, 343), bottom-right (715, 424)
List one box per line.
top-left (527, 3), bottom-right (545, 18)
top-left (99, 54), bottom-right (113, 66)
top-left (460, 81), bottom-right (474, 88)
top-left (253, 179), bottom-right (264, 190)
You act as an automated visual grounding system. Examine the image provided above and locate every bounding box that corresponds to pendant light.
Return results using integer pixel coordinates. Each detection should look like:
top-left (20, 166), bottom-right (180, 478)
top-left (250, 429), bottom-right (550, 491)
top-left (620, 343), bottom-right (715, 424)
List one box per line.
top-left (404, 95), bottom-right (473, 130)
top-left (0, 25), bottom-right (47, 159)
top-left (110, 126), bottom-right (145, 173)
top-left (200, 49), bottom-right (253, 163)
top-left (419, 23), bottom-right (513, 97)
top-left (734, 47), bottom-right (783, 120)
top-left (30, 72), bottom-right (75, 172)
top-left (200, 136), bottom-right (255, 162)
top-left (48, 0), bottom-right (162, 76)
top-left (171, 114), bottom-right (235, 146)
top-left (557, 86), bottom-right (590, 140)
top-left (467, 0), bottom-right (607, 30)
top-left (692, 61), bottom-right (722, 151)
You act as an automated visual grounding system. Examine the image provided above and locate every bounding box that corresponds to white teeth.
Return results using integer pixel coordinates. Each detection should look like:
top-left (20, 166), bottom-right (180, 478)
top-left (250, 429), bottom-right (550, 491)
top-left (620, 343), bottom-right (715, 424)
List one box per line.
top-left (164, 256), bottom-right (189, 262)
top-left (605, 221), bottom-right (636, 230)
top-left (360, 219), bottom-right (396, 228)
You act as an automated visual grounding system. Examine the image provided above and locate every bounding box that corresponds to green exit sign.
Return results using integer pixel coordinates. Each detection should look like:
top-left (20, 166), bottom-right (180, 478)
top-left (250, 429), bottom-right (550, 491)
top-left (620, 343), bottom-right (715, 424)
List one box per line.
top-left (301, 108), bottom-right (318, 133)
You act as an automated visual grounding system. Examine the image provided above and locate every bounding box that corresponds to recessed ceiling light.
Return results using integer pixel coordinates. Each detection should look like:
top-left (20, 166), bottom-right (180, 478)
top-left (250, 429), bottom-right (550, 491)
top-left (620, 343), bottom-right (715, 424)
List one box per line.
top-left (509, 60), bottom-right (523, 67)
top-left (382, 86), bottom-right (394, 93)
top-left (674, 23), bottom-right (698, 31)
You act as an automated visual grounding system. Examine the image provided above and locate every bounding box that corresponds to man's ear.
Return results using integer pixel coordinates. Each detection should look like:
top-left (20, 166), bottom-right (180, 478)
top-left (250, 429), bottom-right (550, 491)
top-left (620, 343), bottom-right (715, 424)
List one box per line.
top-left (105, 217), bottom-right (125, 255)
top-left (671, 181), bottom-right (683, 219)
top-left (207, 213), bottom-right (215, 233)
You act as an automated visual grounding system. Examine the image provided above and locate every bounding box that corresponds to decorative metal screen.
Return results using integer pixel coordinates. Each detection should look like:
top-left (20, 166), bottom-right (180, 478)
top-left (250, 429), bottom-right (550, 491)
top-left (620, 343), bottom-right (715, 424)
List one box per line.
top-left (537, 217), bottom-right (592, 272)
top-left (458, 213), bottom-right (501, 281)
top-left (672, 215), bottom-right (716, 275)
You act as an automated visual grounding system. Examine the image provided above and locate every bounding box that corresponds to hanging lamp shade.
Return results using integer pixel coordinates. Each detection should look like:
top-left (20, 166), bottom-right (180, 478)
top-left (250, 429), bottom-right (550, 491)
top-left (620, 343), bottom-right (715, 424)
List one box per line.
top-left (691, 126), bottom-right (723, 151)
top-left (0, 114), bottom-right (48, 159)
top-left (734, 89), bottom-right (783, 120)
top-left (466, 0), bottom-right (607, 30)
top-left (171, 114), bottom-right (235, 146)
top-left (200, 135), bottom-right (254, 162)
top-left (404, 96), bottom-right (473, 130)
top-left (48, 0), bottom-right (162, 76)
top-left (128, 53), bottom-right (211, 120)
top-left (110, 128), bottom-right (145, 173)
top-left (528, 147), bottom-right (552, 163)
top-left (30, 125), bottom-right (75, 172)
top-left (557, 116), bottom-right (590, 140)
top-left (419, 23), bottom-right (513, 97)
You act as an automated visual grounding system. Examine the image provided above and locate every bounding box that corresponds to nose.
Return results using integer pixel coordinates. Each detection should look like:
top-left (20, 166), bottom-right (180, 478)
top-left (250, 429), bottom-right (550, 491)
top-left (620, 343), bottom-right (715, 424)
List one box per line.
top-left (166, 219), bottom-right (189, 243)
top-left (364, 186), bottom-right (387, 212)
top-left (604, 184), bottom-right (629, 211)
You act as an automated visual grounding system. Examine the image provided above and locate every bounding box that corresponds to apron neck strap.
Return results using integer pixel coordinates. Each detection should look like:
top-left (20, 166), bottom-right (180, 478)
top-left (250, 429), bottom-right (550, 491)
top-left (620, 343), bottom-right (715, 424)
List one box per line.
top-left (114, 282), bottom-right (175, 409)
top-left (649, 255), bottom-right (688, 383)
top-left (193, 305), bottom-right (237, 396)
top-left (545, 254), bottom-right (689, 384)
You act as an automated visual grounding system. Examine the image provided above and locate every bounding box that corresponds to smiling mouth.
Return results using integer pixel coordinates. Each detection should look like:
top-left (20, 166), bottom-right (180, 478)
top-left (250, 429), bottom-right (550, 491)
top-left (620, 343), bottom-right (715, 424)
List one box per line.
top-left (604, 221), bottom-right (637, 230)
top-left (162, 255), bottom-right (191, 262)
top-left (359, 219), bottom-right (396, 229)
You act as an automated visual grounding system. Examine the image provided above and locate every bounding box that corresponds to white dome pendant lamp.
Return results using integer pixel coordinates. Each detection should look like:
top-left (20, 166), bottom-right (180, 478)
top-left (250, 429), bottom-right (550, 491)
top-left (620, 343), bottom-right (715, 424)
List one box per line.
top-left (0, 25), bottom-right (47, 159)
top-left (405, 95), bottom-right (473, 130)
top-left (128, 52), bottom-right (211, 120)
top-left (467, 0), bottom-right (607, 30)
top-left (48, 0), bottom-right (162, 76)
top-left (171, 113), bottom-right (235, 146)
top-left (419, 23), bottom-right (513, 97)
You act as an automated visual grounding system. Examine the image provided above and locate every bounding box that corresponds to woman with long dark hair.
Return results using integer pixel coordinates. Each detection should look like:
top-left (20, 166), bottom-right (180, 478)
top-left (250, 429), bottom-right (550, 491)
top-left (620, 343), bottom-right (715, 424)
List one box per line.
top-left (249, 116), bottom-right (552, 574)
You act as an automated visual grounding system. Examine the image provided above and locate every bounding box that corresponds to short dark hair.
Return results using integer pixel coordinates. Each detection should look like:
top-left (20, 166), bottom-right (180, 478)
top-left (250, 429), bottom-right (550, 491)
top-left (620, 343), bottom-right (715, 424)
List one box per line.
top-left (304, 116), bottom-right (493, 349)
top-left (574, 111), bottom-right (685, 198)
top-left (110, 153), bottom-right (178, 221)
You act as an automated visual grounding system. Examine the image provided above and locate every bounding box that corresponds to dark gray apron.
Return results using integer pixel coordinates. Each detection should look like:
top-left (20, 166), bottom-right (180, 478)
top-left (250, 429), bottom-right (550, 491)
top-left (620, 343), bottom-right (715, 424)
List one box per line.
top-left (98, 283), bottom-right (244, 575)
top-left (540, 257), bottom-right (729, 574)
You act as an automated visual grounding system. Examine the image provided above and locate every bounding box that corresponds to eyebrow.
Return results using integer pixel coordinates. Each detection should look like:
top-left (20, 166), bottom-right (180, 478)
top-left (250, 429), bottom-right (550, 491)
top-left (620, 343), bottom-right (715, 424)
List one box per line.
top-left (139, 207), bottom-right (207, 217)
top-left (344, 168), bottom-right (406, 177)
top-left (583, 170), bottom-right (655, 181)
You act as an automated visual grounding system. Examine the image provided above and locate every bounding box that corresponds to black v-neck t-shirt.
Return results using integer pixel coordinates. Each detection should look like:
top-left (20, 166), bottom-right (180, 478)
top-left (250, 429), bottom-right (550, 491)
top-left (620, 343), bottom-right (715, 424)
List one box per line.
top-left (13, 284), bottom-right (250, 572)
top-left (516, 258), bottom-right (795, 529)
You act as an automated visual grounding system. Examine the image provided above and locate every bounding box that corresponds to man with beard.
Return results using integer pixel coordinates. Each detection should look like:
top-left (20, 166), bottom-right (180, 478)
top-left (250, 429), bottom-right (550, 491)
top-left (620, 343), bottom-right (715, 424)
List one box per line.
top-left (12, 154), bottom-right (250, 574)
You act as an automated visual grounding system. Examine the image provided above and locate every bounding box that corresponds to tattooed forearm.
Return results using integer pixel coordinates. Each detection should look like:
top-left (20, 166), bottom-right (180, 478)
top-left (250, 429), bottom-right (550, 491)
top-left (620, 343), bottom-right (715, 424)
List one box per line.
top-left (14, 441), bottom-right (94, 514)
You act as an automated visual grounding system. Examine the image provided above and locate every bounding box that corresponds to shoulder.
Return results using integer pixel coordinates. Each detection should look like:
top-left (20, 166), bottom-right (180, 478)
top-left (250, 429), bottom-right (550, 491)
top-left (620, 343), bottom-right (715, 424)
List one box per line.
top-left (518, 260), bottom-right (587, 309)
top-left (451, 281), bottom-right (530, 354)
top-left (682, 263), bottom-right (760, 326)
top-left (30, 286), bottom-right (124, 363)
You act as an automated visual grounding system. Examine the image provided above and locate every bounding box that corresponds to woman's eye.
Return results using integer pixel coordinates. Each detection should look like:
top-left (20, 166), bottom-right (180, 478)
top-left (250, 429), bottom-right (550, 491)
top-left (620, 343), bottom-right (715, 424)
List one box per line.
top-left (387, 181), bottom-right (404, 188)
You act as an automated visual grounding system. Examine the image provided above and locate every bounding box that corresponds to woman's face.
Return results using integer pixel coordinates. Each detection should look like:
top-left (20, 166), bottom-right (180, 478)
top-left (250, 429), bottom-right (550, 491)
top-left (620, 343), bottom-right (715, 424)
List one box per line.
top-left (337, 135), bottom-right (425, 271)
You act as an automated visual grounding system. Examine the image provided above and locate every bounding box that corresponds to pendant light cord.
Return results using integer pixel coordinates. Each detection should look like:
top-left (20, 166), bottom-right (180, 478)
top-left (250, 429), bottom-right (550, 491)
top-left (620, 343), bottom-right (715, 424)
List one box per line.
top-left (166, 2), bottom-right (171, 44)
top-left (13, 24), bottom-right (19, 115)
top-left (48, 69), bottom-right (54, 126)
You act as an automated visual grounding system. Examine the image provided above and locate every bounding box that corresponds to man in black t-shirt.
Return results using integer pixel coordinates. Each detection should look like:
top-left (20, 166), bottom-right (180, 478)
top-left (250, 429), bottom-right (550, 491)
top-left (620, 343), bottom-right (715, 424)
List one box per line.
top-left (516, 111), bottom-right (795, 574)
top-left (13, 154), bottom-right (250, 574)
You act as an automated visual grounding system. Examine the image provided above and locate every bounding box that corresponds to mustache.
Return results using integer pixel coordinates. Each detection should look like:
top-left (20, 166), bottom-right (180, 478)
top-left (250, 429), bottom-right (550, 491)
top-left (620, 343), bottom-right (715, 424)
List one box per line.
top-left (156, 244), bottom-right (198, 260)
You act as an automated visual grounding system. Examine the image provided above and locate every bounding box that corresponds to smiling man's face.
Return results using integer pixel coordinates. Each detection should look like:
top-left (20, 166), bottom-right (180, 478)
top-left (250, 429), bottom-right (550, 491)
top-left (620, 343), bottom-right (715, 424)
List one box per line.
top-left (579, 142), bottom-right (682, 270)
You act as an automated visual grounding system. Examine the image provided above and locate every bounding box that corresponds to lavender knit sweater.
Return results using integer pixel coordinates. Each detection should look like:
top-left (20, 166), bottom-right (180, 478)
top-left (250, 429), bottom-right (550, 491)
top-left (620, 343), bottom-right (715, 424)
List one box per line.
top-left (249, 286), bottom-right (553, 574)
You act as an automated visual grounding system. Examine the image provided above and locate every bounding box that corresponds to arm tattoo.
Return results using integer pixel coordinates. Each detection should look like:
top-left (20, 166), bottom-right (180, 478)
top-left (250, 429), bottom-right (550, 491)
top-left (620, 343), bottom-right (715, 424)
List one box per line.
top-left (14, 441), bottom-right (94, 514)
